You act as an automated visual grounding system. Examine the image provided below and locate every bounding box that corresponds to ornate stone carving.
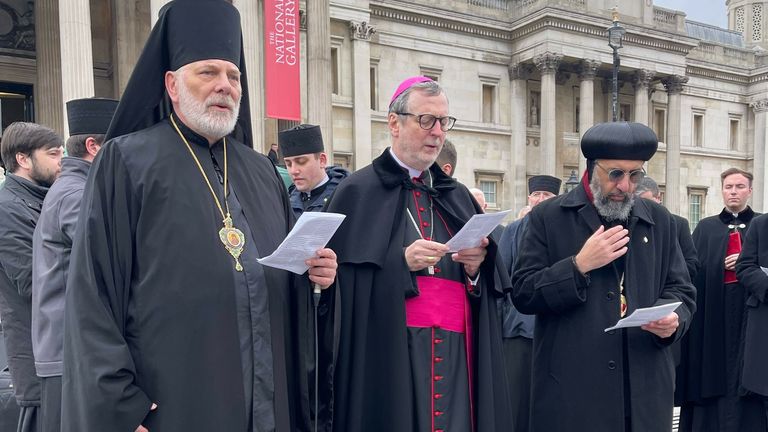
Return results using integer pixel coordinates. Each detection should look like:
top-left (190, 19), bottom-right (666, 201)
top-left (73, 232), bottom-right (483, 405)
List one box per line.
top-left (578, 59), bottom-right (600, 81)
top-left (632, 69), bottom-right (656, 90)
top-left (751, 99), bottom-right (768, 113)
top-left (349, 21), bottom-right (376, 40)
top-left (662, 75), bottom-right (688, 94)
top-left (533, 52), bottom-right (562, 75)
top-left (0, 1), bottom-right (36, 52)
top-left (508, 63), bottom-right (533, 81)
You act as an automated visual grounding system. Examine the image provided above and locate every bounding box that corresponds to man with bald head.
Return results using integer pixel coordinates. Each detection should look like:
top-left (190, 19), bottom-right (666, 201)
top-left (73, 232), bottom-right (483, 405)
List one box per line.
top-left (61, 1), bottom-right (336, 431)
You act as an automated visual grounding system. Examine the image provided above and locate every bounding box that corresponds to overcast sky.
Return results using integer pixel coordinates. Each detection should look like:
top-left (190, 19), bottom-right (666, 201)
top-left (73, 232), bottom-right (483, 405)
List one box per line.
top-left (653, 0), bottom-right (728, 28)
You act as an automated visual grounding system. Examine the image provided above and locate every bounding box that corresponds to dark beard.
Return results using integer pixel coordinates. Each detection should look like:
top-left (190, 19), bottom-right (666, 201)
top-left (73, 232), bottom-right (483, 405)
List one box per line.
top-left (29, 165), bottom-right (56, 188)
top-left (590, 175), bottom-right (634, 222)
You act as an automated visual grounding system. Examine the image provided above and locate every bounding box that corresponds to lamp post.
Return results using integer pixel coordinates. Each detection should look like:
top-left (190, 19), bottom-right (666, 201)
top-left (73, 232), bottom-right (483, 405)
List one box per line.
top-left (564, 170), bottom-right (580, 193)
top-left (607, 8), bottom-right (625, 122)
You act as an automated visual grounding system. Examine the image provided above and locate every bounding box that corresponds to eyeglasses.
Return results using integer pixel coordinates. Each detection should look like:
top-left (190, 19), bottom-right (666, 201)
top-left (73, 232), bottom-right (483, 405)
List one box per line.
top-left (595, 162), bottom-right (646, 184)
top-left (396, 112), bottom-right (457, 132)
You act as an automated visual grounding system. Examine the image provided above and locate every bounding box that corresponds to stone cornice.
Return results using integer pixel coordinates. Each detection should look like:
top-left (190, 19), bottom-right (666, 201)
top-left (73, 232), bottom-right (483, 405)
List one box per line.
top-left (371, 4), bottom-right (512, 41)
top-left (686, 66), bottom-right (750, 84)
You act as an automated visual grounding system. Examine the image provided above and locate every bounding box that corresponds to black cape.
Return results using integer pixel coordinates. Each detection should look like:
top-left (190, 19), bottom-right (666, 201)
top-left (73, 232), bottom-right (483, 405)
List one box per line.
top-left (325, 149), bottom-right (513, 432)
top-left (675, 207), bottom-right (758, 404)
top-left (62, 120), bottom-right (316, 431)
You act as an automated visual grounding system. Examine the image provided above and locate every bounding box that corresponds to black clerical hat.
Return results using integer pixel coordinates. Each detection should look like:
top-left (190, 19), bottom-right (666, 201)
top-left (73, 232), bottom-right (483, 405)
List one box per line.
top-left (528, 175), bottom-right (561, 195)
top-left (66, 98), bottom-right (118, 136)
top-left (279, 125), bottom-right (324, 157)
top-left (106, 0), bottom-right (252, 147)
top-left (581, 122), bottom-right (658, 161)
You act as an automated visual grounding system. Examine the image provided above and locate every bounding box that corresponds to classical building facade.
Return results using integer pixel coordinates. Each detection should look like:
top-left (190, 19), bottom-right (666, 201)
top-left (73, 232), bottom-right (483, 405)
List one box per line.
top-left (0, 0), bottom-right (766, 226)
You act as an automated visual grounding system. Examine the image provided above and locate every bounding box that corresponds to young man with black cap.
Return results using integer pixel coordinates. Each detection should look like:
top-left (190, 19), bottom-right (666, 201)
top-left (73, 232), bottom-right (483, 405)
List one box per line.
top-left (61, 2), bottom-right (337, 432)
top-left (280, 124), bottom-right (349, 217)
top-left (497, 174), bottom-right (560, 432)
top-left (0, 122), bottom-right (63, 432)
top-left (31, 97), bottom-right (117, 432)
top-left (325, 76), bottom-right (512, 431)
top-left (511, 122), bottom-right (696, 432)
top-left (676, 167), bottom-right (764, 431)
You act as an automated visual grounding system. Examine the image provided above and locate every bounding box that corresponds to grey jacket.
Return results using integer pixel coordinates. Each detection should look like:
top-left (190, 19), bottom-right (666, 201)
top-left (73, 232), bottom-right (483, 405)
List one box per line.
top-left (32, 157), bottom-right (90, 377)
top-left (0, 174), bottom-right (47, 405)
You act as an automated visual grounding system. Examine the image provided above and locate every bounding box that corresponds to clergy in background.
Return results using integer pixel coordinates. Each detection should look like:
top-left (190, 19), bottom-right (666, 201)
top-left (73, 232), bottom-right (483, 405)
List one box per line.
top-left (280, 124), bottom-right (349, 217)
top-left (61, 1), bottom-right (337, 431)
top-left (326, 76), bottom-right (513, 432)
top-left (676, 167), bottom-right (764, 431)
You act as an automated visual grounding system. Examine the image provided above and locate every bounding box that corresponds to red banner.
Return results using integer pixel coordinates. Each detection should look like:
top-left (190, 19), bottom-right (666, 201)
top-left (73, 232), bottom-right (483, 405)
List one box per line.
top-left (264, 0), bottom-right (301, 120)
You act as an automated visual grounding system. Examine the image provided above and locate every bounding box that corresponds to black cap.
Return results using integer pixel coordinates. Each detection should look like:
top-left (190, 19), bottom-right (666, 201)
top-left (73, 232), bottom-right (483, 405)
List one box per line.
top-left (66, 98), bottom-right (118, 136)
top-left (581, 122), bottom-right (658, 161)
top-left (106, 0), bottom-right (252, 147)
top-left (279, 124), bottom-right (324, 157)
top-left (528, 175), bottom-right (562, 195)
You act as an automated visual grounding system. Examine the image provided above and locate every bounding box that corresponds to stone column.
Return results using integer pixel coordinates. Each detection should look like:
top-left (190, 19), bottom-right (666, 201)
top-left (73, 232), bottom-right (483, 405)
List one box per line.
top-left (35, 0), bottom-right (64, 134)
top-left (234, 0), bottom-right (265, 150)
top-left (350, 21), bottom-right (375, 170)
top-left (633, 70), bottom-right (655, 126)
top-left (578, 59), bottom-right (600, 175)
top-left (150, 0), bottom-right (172, 26)
top-left (533, 52), bottom-right (561, 176)
top-left (509, 63), bottom-right (530, 210)
top-left (307, 0), bottom-right (333, 159)
top-left (59, 0), bottom-right (96, 137)
top-left (113, 1), bottom-right (150, 95)
top-left (662, 75), bottom-right (688, 214)
top-left (750, 99), bottom-right (768, 212)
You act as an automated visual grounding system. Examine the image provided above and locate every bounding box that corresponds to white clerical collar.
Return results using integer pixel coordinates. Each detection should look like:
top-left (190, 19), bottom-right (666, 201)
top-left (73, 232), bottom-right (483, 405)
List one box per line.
top-left (389, 148), bottom-right (422, 178)
top-left (307, 172), bottom-right (330, 197)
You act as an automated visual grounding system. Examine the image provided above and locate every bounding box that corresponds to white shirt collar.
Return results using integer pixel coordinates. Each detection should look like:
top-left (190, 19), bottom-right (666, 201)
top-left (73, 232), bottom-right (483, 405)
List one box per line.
top-left (307, 172), bottom-right (330, 197)
top-left (388, 147), bottom-right (422, 178)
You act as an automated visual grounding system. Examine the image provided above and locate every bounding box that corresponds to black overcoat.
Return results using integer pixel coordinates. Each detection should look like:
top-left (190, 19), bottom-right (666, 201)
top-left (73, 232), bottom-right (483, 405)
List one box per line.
top-left (511, 183), bottom-right (696, 432)
top-left (61, 120), bottom-right (316, 431)
top-left (325, 149), bottom-right (513, 432)
top-left (736, 214), bottom-right (768, 396)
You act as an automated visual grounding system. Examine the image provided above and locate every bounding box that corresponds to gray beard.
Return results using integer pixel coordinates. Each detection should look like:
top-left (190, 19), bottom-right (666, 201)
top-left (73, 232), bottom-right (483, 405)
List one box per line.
top-left (177, 79), bottom-right (240, 141)
top-left (590, 174), bottom-right (634, 222)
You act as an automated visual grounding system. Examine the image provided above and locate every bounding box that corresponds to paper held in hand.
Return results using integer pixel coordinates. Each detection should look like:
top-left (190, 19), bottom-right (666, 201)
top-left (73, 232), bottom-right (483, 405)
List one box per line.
top-left (257, 212), bottom-right (346, 274)
top-left (444, 210), bottom-right (512, 253)
top-left (604, 301), bottom-right (682, 333)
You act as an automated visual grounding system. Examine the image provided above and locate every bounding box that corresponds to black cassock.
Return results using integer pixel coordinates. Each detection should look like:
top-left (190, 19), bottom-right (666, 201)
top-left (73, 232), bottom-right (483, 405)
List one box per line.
top-left (325, 150), bottom-right (512, 432)
top-left (62, 119), bottom-right (318, 432)
top-left (676, 207), bottom-right (765, 432)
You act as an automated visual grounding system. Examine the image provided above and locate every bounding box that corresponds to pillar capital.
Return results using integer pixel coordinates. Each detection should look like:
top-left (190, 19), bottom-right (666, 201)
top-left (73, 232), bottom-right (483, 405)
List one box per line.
top-left (632, 69), bottom-right (656, 91)
top-left (662, 75), bottom-right (688, 95)
top-left (349, 21), bottom-right (375, 40)
top-left (578, 59), bottom-right (601, 81)
top-left (751, 98), bottom-right (768, 113)
top-left (533, 52), bottom-right (562, 75)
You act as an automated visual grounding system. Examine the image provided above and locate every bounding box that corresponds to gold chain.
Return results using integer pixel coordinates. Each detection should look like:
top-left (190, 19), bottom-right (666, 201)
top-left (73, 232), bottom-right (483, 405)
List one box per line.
top-left (170, 115), bottom-right (230, 221)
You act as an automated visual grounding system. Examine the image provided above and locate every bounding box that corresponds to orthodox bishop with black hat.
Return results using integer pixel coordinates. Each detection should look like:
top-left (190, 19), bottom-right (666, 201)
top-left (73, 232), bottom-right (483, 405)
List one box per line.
top-left (32, 97), bottom-right (117, 432)
top-left (60, 1), bottom-right (337, 431)
top-left (511, 121), bottom-right (696, 432)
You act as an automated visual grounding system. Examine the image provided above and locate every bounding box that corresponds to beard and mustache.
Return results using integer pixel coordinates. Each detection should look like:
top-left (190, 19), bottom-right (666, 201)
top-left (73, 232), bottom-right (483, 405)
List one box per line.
top-left (176, 77), bottom-right (241, 141)
top-left (589, 173), bottom-right (635, 222)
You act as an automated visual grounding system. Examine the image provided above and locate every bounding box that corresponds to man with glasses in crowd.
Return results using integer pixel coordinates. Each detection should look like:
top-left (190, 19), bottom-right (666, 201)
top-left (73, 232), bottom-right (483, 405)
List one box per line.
top-left (326, 76), bottom-right (512, 431)
top-left (512, 122), bottom-right (696, 432)
top-left (498, 174), bottom-right (561, 432)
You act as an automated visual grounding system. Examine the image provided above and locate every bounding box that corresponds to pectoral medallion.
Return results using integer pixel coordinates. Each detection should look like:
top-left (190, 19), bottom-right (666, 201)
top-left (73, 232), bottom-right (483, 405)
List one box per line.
top-left (219, 215), bottom-right (245, 271)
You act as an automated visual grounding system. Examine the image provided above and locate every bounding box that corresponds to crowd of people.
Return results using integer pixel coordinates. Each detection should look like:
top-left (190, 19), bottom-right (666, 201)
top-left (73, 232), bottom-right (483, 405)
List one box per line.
top-left (1, 1), bottom-right (768, 432)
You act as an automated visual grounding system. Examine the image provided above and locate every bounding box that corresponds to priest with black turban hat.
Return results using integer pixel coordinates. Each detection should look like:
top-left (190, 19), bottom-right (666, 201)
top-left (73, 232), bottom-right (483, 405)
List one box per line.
top-left (61, 2), bottom-right (338, 431)
top-left (511, 121), bottom-right (696, 432)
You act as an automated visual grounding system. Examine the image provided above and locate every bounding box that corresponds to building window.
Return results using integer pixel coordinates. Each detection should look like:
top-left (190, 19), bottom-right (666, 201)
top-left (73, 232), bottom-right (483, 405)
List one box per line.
top-left (619, 103), bottom-right (632, 122)
top-left (692, 110), bottom-right (705, 147)
top-left (475, 171), bottom-right (505, 210)
top-left (420, 65), bottom-right (443, 82)
top-left (482, 84), bottom-right (496, 123)
top-left (331, 46), bottom-right (340, 95)
top-left (729, 117), bottom-right (741, 151)
top-left (654, 108), bottom-right (667, 143)
top-left (688, 188), bottom-right (707, 230)
top-left (333, 153), bottom-right (352, 170)
top-left (369, 65), bottom-right (378, 111)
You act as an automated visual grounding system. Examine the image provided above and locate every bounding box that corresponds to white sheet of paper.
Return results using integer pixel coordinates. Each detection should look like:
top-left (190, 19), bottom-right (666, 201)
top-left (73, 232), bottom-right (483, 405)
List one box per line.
top-left (604, 301), bottom-right (682, 332)
top-left (444, 210), bottom-right (512, 253)
top-left (257, 212), bottom-right (345, 274)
